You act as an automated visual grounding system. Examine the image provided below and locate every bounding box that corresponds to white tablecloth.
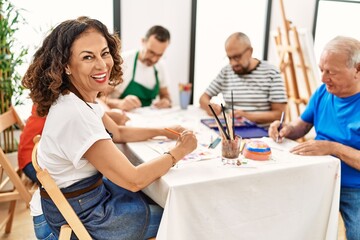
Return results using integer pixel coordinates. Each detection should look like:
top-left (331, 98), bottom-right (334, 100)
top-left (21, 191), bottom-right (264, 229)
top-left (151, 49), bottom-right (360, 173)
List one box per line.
top-left (124, 106), bottom-right (341, 240)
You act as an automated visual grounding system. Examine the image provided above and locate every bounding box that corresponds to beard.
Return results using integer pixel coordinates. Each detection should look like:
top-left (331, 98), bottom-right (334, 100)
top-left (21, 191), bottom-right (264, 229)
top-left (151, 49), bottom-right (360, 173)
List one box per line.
top-left (232, 63), bottom-right (250, 74)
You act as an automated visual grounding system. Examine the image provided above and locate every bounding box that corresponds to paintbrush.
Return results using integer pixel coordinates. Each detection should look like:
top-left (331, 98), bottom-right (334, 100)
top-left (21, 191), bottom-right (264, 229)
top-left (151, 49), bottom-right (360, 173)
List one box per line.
top-left (208, 104), bottom-right (230, 140)
top-left (231, 90), bottom-right (235, 139)
top-left (221, 103), bottom-right (231, 140)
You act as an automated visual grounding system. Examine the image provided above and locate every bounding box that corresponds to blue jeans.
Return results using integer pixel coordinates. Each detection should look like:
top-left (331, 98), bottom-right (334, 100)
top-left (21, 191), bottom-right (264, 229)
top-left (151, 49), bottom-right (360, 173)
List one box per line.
top-left (42, 174), bottom-right (163, 239)
top-left (34, 204), bottom-right (162, 240)
top-left (33, 214), bottom-right (56, 240)
top-left (144, 203), bottom-right (163, 239)
top-left (340, 187), bottom-right (360, 240)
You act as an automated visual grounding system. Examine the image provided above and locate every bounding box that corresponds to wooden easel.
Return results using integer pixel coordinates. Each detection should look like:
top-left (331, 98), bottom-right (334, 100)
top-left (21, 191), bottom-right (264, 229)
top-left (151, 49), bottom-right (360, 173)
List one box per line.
top-left (273, 0), bottom-right (313, 122)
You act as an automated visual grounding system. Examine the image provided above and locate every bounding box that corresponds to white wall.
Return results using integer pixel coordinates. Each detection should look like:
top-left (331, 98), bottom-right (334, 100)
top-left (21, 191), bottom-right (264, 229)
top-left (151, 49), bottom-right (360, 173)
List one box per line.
top-left (12, 0), bottom-right (360, 109)
top-left (313, 0), bottom-right (360, 62)
top-left (193, 0), bottom-right (268, 106)
top-left (12, 0), bottom-right (113, 76)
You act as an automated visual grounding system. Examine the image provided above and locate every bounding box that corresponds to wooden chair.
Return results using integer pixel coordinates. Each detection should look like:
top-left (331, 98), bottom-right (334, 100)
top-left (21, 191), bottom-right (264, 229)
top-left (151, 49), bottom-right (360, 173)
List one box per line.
top-left (32, 136), bottom-right (157, 240)
top-left (31, 135), bottom-right (92, 240)
top-left (0, 106), bottom-right (37, 233)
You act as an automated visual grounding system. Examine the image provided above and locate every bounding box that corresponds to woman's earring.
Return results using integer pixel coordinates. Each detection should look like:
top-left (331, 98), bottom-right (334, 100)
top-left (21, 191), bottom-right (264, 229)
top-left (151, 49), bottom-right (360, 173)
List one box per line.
top-left (66, 71), bottom-right (71, 75)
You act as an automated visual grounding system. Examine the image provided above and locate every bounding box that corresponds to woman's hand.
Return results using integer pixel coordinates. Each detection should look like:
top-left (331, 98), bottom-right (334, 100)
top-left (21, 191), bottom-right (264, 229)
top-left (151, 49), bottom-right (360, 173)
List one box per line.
top-left (163, 125), bottom-right (186, 139)
top-left (172, 130), bottom-right (197, 162)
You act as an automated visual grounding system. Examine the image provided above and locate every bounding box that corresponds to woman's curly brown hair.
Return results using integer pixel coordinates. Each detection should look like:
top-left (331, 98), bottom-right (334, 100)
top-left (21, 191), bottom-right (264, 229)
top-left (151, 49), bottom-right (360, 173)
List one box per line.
top-left (22, 16), bottom-right (123, 117)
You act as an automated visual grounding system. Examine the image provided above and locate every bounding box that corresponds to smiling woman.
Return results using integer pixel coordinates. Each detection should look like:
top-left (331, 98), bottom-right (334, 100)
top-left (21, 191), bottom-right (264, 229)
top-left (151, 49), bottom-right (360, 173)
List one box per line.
top-left (65, 28), bottom-right (116, 100)
top-left (22, 16), bottom-right (122, 117)
top-left (21, 16), bottom-right (197, 239)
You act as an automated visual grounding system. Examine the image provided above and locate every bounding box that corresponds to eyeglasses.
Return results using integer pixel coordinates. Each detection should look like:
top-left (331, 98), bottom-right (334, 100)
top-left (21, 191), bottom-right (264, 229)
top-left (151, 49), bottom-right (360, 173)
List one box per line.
top-left (227, 47), bottom-right (250, 62)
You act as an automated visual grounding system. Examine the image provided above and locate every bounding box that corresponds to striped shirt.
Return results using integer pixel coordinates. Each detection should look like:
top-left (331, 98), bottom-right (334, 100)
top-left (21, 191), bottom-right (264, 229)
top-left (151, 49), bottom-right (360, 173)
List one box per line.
top-left (205, 61), bottom-right (287, 111)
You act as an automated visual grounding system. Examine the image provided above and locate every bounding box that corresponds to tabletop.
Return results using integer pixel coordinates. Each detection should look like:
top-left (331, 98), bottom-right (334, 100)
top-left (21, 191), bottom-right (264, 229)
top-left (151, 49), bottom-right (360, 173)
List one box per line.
top-left (120, 106), bottom-right (340, 240)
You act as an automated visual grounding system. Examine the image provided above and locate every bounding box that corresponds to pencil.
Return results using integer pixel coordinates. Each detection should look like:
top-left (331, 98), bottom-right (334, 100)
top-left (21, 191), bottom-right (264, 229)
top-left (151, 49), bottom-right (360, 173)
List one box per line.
top-left (164, 128), bottom-right (181, 136)
top-left (276, 111), bottom-right (285, 142)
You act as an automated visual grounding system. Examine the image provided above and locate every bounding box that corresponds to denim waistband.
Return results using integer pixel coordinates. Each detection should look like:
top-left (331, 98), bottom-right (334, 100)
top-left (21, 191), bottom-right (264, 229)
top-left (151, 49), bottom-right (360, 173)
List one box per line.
top-left (40, 172), bottom-right (103, 199)
top-left (40, 177), bottom-right (103, 199)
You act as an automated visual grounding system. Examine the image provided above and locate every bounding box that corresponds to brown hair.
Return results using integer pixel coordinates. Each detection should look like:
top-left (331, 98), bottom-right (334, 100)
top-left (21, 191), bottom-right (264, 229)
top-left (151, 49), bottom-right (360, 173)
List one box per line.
top-left (22, 16), bottom-right (123, 117)
top-left (144, 25), bottom-right (170, 43)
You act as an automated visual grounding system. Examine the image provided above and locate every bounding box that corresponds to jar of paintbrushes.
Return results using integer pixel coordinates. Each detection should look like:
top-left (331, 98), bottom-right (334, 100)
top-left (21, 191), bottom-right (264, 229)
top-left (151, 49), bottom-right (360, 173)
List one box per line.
top-left (208, 101), bottom-right (242, 165)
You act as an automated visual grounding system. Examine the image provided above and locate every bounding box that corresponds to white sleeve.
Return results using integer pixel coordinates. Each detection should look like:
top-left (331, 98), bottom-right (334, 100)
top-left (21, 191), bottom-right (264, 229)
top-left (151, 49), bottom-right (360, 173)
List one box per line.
top-left (156, 61), bottom-right (169, 88)
top-left (41, 94), bottom-right (111, 168)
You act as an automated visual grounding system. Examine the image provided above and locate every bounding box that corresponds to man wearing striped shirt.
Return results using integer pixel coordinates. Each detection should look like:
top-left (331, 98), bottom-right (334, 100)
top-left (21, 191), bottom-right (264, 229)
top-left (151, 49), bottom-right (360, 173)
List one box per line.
top-left (199, 32), bottom-right (287, 126)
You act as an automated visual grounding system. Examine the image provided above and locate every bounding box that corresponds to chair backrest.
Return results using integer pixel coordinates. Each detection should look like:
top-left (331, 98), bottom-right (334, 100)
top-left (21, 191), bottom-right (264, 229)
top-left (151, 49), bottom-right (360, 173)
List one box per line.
top-left (0, 106), bottom-right (36, 233)
top-left (31, 135), bottom-right (92, 240)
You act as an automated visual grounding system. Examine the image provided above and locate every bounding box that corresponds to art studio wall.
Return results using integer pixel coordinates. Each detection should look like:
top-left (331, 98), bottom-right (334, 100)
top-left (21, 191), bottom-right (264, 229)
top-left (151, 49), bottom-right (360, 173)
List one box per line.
top-left (10, 0), bottom-right (360, 106)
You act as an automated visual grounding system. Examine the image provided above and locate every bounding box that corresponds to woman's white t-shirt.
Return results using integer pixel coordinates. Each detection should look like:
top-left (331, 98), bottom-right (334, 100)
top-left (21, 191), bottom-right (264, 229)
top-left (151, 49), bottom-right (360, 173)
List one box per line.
top-left (30, 92), bottom-right (111, 216)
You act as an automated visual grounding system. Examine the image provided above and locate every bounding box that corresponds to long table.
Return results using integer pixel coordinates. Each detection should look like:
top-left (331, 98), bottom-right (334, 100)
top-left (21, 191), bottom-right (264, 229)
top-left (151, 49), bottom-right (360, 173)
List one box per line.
top-left (121, 106), bottom-right (340, 240)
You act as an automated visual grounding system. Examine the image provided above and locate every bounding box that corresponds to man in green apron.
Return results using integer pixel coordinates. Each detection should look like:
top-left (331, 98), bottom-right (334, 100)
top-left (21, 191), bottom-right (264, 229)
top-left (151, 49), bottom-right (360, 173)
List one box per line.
top-left (105, 26), bottom-right (172, 111)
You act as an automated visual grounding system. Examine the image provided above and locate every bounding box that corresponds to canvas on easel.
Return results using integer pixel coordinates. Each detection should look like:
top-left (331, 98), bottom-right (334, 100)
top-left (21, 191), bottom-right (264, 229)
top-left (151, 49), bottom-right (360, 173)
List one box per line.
top-left (273, 0), bottom-right (320, 123)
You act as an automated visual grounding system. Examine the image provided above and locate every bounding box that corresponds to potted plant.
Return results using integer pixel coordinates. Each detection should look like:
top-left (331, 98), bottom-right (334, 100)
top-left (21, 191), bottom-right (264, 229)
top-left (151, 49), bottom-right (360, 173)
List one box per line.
top-left (0, 0), bottom-right (28, 153)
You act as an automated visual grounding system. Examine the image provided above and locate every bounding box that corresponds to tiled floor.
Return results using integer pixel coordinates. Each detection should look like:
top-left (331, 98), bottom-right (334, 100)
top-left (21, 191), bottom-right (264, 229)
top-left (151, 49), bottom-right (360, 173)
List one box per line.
top-left (0, 200), bottom-right (347, 240)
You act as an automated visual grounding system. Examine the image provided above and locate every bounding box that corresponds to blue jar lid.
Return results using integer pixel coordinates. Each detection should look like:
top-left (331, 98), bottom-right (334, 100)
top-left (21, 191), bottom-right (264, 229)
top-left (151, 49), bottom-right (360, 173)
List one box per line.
top-left (245, 140), bottom-right (271, 153)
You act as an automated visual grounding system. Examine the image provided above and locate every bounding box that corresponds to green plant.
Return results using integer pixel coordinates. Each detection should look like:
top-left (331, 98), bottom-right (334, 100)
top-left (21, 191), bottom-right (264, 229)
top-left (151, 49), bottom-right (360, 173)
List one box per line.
top-left (0, 0), bottom-right (27, 152)
top-left (0, 0), bottom-right (27, 112)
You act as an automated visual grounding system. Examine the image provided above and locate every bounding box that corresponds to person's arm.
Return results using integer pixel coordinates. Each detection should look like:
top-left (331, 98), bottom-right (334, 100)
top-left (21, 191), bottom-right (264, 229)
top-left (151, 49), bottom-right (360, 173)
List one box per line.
top-left (270, 118), bottom-right (360, 170)
top-left (100, 95), bottom-right (142, 111)
top-left (96, 97), bottom-right (130, 125)
top-left (268, 117), bottom-right (313, 142)
top-left (199, 93), bottom-right (222, 116)
top-left (289, 139), bottom-right (360, 170)
top-left (152, 87), bottom-right (171, 108)
top-left (99, 96), bottom-right (122, 109)
top-left (84, 129), bottom-right (197, 192)
top-left (102, 112), bottom-right (185, 143)
top-left (105, 109), bottom-right (130, 126)
top-left (326, 143), bottom-right (360, 170)
top-left (233, 102), bottom-right (287, 124)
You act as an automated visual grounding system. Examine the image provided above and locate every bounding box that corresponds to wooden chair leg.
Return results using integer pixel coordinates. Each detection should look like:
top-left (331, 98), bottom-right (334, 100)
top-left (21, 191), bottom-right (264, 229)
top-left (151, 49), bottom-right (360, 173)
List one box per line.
top-left (5, 200), bottom-right (17, 233)
top-left (59, 225), bottom-right (73, 240)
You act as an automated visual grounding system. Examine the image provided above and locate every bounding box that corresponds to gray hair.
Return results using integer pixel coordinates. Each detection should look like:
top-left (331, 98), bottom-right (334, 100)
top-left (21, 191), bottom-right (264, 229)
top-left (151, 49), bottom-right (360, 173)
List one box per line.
top-left (323, 36), bottom-right (360, 68)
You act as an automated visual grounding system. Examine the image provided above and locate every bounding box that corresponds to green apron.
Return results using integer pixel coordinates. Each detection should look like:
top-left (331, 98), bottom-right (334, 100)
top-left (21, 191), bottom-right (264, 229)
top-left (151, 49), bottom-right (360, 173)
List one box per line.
top-left (119, 51), bottom-right (160, 107)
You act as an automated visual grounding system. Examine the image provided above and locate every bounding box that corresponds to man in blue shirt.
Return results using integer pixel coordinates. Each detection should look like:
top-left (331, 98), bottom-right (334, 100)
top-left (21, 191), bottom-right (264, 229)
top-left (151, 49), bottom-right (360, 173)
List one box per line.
top-left (268, 36), bottom-right (360, 240)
